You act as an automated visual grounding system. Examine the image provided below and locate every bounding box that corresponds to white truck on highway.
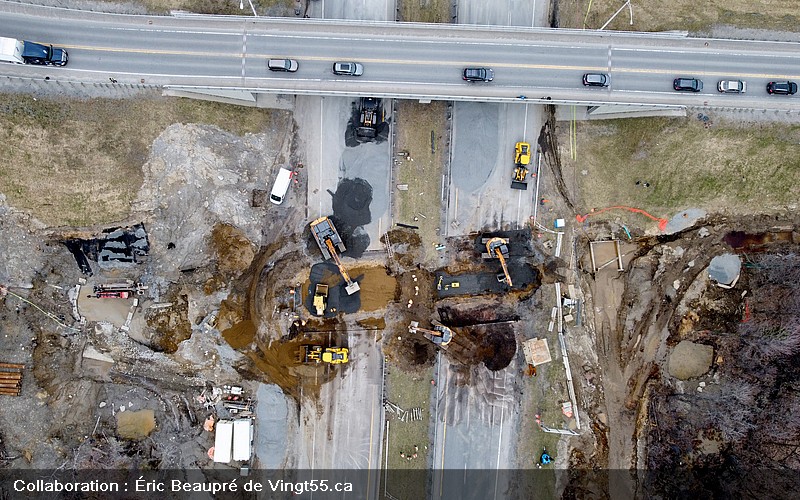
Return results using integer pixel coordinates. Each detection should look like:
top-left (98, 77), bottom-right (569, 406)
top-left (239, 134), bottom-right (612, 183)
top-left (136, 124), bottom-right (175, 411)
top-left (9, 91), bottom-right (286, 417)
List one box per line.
top-left (0, 36), bottom-right (68, 66)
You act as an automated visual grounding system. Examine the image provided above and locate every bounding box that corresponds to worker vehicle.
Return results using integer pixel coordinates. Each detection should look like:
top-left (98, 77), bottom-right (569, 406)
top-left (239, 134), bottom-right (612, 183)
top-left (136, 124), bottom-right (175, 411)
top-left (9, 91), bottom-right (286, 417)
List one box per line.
top-left (310, 217), bottom-right (360, 294)
top-left (483, 237), bottom-right (513, 287)
top-left (333, 61), bottom-right (363, 76)
top-left (92, 291), bottom-right (130, 299)
top-left (673, 77), bottom-right (703, 92)
top-left (270, 167), bottom-right (293, 205)
top-left (268, 59), bottom-right (299, 72)
top-left (0, 37), bottom-right (68, 66)
top-left (582, 73), bottom-right (609, 87)
top-left (356, 97), bottom-right (381, 140)
top-left (463, 68), bottom-right (493, 82)
top-left (767, 81), bottom-right (797, 95)
top-left (302, 345), bottom-right (349, 364)
top-left (717, 80), bottom-right (746, 93)
top-left (511, 142), bottom-right (531, 190)
top-left (92, 281), bottom-right (147, 297)
top-left (313, 284), bottom-right (328, 316)
top-left (409, 321), bottom-right (454, 346)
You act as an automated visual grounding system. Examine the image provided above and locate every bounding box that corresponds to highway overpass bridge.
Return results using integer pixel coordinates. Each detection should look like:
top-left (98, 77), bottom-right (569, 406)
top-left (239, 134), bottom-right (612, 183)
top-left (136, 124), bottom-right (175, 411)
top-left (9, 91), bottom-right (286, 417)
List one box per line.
top-left (0, 1), bottom-right (799, 111)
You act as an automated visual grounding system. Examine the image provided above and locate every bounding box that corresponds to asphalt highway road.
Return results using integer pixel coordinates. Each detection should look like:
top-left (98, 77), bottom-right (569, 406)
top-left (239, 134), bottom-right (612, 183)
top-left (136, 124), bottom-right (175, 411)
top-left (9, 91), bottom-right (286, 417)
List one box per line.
top-left (1, 2), bottom-right (799, 109)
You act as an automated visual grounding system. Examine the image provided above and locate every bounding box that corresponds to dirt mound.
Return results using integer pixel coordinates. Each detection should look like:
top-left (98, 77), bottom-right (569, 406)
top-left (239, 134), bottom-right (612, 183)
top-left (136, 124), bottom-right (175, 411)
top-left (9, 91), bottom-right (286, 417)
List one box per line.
top-left (146, 288), bottom-right (192, 353)
top-left (222, 319), bottom-right (256, 350)
top-left (668, 341), bottom-right (714, 380)
top-left (211, 223), bottom-right (256, 274)
top-left (348, 266), bottom-right (399, 312)
top-left (382, 229), bottom-right (422, 270)
top-left (239, 333), bottom-right (344, 401)
top-left (330, 178), bottom-right (373, 257)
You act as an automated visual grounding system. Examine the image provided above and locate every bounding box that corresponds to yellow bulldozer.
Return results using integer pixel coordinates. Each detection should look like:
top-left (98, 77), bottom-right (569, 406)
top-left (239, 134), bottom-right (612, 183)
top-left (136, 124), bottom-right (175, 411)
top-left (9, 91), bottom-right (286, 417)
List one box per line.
top-left (301, 345), bottom-right (349, 365)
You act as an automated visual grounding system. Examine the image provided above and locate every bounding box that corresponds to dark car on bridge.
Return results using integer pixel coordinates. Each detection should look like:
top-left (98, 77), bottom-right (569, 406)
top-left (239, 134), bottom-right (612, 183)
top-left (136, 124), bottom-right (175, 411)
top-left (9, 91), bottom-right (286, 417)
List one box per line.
top-left (673, 78), bottom-right (703, 92)
top-left (767, 81), bottom-right (797, 95)
top-left (583, 73), bottom-right (609, 87)
top-left (463, 68), bottom-right (494, 82)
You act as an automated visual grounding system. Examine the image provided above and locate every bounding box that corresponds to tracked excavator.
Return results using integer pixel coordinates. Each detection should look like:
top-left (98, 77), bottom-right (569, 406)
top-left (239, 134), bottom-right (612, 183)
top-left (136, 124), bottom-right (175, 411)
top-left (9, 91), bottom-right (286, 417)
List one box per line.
top-left (483, 237), bottom-right (513, 287)
top-left (310, 217), bottom-right (361, 295)
top-left (408, 321), bottom-right (454, 346)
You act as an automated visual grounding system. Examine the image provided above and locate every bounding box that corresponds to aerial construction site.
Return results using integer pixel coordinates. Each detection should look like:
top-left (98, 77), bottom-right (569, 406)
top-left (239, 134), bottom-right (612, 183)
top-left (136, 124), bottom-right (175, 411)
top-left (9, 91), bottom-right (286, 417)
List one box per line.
top-left (2, 1), bottom-right (800, 499)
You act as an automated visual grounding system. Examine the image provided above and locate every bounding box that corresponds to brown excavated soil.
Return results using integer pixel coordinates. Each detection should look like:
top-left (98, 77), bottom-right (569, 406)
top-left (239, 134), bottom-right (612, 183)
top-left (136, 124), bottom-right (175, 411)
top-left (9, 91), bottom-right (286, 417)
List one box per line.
top-left (241, 332), bottom-right (342, 401)
top-left (211, 223), bottom-right (256, 274)
top-left (348, 266), bottom-right (399, 312)
top-left (146, 287), bottom-right (192, 353)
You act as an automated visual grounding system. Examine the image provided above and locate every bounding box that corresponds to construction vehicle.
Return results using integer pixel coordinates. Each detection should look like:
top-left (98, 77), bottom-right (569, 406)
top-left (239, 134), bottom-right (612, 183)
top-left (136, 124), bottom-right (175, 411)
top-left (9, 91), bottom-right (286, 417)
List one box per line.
top-left (91, 291), bottom-right (130, 299)
top-left (483, 237), bottom-right (513, 287)
top-left (409, 321), bottom-right (453, 346)
top-left (310, 217), bottom-right (360, 295)
top-left (301, 345), bottom-right (349, 364)
top-left (356, 97), bottom-right (381, 140)
top-left (511, 142), bottom-right (531, 190)
top-left (313, 284), bottom-right (329, 316)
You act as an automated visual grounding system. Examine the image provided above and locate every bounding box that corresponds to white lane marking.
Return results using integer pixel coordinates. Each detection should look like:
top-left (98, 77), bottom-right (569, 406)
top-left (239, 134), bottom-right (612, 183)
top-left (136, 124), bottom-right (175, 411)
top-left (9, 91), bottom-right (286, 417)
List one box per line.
top-left (241, 31), bottom-right (247, 79)
top-left (318, 97), bottom-right (324, 216)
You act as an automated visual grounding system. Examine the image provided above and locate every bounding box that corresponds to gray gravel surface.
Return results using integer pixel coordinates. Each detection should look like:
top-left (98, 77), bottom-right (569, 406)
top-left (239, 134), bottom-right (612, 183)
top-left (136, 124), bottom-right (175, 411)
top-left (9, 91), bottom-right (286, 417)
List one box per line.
top-left (451, 102), bottom-right (499, 193)
top-left (254, 383), bottom-right (290, 469)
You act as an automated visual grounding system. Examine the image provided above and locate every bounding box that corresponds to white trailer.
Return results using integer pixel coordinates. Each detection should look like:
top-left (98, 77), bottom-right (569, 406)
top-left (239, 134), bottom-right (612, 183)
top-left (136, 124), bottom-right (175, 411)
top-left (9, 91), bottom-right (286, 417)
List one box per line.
top-left (0, 37), bottom-right (25, 65)
top-left (213, 420), bottom-right (234, 463)
top-left (232, 419), bottom-right (253, 462)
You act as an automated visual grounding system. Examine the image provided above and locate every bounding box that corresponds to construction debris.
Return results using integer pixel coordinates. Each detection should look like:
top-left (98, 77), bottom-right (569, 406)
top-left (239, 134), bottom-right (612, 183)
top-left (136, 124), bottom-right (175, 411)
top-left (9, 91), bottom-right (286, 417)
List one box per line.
top-left (0, 363), bottom-right (24, 396)
top-left (384, 400), bottom-right (423, 422)
top-left (522, 338), bottom-right (552, 366)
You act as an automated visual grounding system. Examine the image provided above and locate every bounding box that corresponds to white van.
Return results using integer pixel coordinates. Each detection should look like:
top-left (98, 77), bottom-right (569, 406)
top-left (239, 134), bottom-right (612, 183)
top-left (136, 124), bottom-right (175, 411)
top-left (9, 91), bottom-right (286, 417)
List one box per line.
top-left (270, 167), bottom-right (293, 205)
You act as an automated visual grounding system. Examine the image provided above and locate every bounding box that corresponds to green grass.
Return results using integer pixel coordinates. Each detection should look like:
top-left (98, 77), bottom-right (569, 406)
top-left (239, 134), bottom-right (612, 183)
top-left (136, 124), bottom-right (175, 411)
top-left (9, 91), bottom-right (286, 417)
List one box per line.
top-left (561, 117), bottom-right (800, 223)
top-left (0, 95), bottom-right (283, 226)
top-left (382, 364), bottom-right (433, 500)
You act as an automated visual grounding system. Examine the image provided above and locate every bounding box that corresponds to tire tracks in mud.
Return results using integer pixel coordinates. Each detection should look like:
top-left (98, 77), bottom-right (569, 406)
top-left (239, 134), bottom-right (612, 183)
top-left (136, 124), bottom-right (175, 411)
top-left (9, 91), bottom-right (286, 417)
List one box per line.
top-left (538, 106), bottom-right (577, 214)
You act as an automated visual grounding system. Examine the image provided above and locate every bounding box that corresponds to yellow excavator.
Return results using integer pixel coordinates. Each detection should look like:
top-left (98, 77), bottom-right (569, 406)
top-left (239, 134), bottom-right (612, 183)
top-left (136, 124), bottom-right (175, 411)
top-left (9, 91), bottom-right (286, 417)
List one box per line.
top-left (484, 237), bottom-right (513, 287)
top-left (408, 321), bottom-right (454, 346)
top-left (310, 217), bottom-right (360, 295)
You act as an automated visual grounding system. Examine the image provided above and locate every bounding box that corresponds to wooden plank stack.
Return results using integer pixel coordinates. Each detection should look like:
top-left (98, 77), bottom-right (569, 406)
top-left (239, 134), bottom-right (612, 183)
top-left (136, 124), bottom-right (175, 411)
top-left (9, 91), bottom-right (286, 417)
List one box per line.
top-left (0, 363), bottom-right (24, 396)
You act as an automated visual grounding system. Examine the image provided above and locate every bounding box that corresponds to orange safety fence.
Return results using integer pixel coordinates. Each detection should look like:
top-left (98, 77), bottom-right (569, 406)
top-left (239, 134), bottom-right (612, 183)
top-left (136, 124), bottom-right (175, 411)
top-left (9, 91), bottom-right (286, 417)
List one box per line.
top-left (575, 206), bottom-right (668, 232)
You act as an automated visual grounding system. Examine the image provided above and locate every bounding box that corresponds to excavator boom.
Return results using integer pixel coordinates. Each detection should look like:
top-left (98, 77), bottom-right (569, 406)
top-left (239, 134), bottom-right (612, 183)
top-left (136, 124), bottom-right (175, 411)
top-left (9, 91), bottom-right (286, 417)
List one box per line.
top-left (495, 249), bottom-right (513, 287)
top-left (486, 237), bottom-right (513, 287)
top-left (325, 239), bottom-right (360, 295)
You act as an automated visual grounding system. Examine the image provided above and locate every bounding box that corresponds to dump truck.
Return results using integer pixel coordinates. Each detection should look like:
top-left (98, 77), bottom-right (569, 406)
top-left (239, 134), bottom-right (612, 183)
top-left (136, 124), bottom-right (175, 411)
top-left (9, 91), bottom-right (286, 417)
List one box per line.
top-left (310, 217), bottom-right (360, 295)
top-left (313, 284), bottom-right (328, 316)
top-left (0, 37), bottom-right (68, 66)
top-left (301, 345), bottom-right (349, 364)
top-left (483, 237), bottom-right (513, 287)
top-left (511, 142), bottom-right (530, 190)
